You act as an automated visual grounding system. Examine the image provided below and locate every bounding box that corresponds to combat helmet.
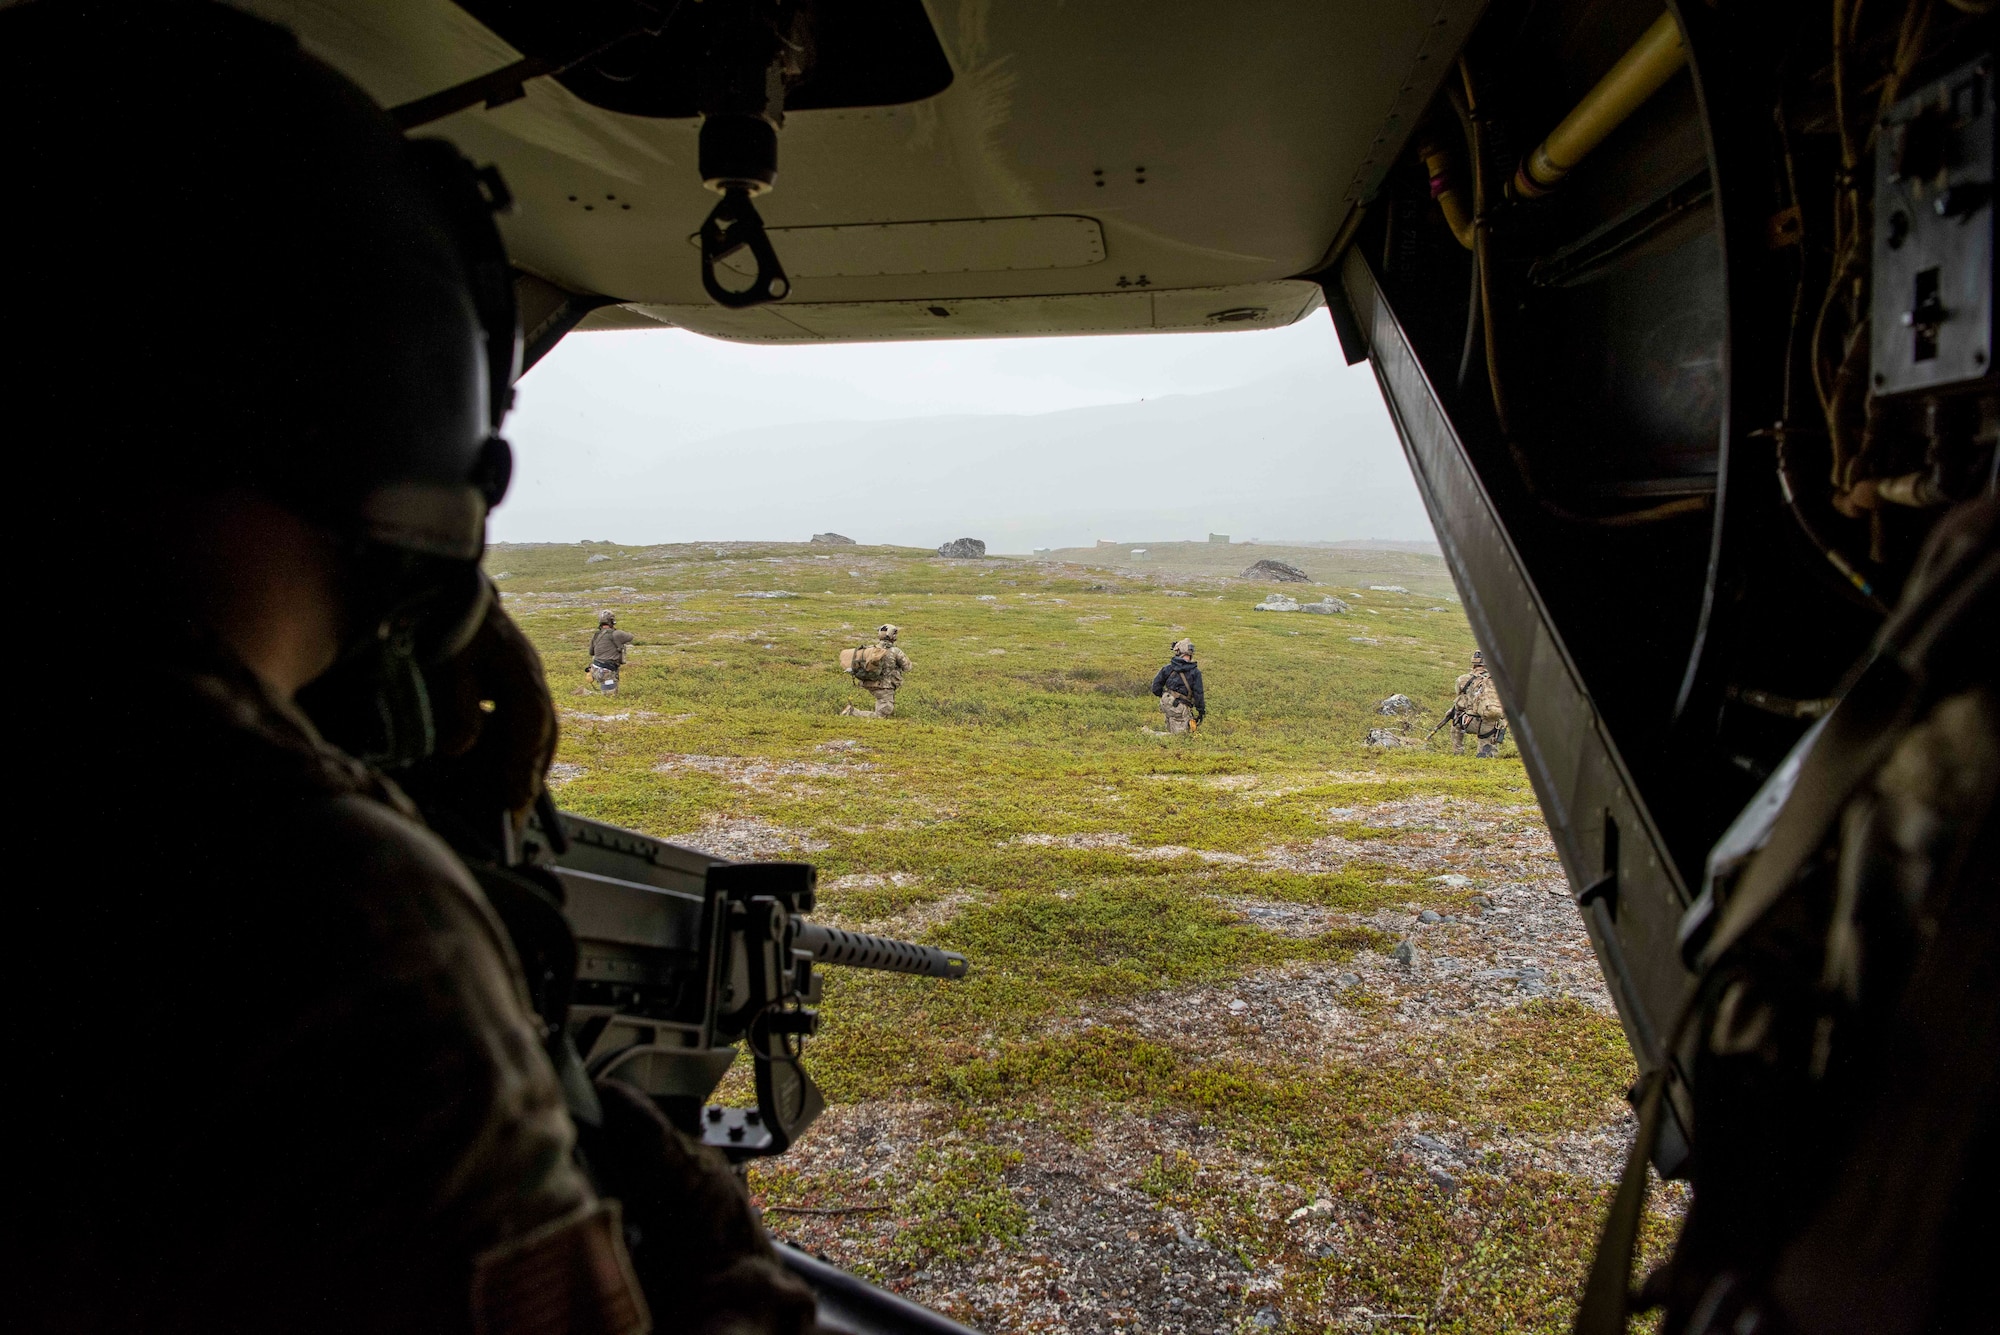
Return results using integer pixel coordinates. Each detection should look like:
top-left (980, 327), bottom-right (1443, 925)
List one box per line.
top-left (878, 624), bottom-right (900, 642)
top-left (600, 611), bottom-right (618, 626)
top-left (1172, 638), bottom-right (1196, 657)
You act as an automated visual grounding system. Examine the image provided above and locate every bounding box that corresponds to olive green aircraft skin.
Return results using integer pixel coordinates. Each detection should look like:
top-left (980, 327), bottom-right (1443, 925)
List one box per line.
top-left (244, 0), bottom-right (1483, 342)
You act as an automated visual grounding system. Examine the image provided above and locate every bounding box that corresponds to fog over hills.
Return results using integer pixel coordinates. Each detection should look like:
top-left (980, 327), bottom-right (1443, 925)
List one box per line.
top-left (496, 355), bottom-right (1429, 552)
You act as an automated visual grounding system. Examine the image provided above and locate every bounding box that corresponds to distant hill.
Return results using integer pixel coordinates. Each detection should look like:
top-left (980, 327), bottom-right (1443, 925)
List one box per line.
top-left (1039, 538), bottom-right (1455, 597)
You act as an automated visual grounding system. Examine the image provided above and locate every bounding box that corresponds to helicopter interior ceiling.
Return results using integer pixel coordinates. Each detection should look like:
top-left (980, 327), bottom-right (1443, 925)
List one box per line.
top-left (241, 0), bottom-right (1485, 342)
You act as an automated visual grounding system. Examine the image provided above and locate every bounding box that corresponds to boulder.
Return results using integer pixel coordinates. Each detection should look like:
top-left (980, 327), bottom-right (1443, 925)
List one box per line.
top-left (1375, 693), bottom-right (1420, 716)
top-left (585, 553), bottom-right (609, 563)
top-left (1243, 558), bottom-right (1308, 582)
top-left (810, 532), bottom-right (856, 545)
top-left (1365, 727), bottom-right (1421, 748)
top-left (1253, 593), bottom-right (1301, 612)
top-left (1300, 596), bottom-right (1349, 615)
top-left (937, 537), bottom-right (987, 558)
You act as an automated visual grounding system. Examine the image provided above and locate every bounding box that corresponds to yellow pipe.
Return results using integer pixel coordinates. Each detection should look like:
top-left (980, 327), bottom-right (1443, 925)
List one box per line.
top-left (1417, 135), bottom-right (1476, 249)
top-left (1514, 11), bottom-right (1687, 198)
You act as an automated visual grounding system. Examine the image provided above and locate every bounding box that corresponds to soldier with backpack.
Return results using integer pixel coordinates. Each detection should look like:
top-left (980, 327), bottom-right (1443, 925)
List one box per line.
top-left (1151, 638), bottom-right (1206, 734)
top-left (839, 623), bottom-right (911, 717)
top-left (1451, 650), bottom-right (1507, 757)
top-left (588, 610), bottom-right (635, 695)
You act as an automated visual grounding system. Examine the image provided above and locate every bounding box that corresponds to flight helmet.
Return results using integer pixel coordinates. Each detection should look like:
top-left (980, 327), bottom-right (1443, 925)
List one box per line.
top-left (7, 0), bottom-right (518, 562)
top-left (5, 0), bottom-right (523, 761)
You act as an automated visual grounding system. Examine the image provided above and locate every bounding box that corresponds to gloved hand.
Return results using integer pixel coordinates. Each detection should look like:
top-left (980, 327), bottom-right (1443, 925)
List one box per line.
top-left (400, 586), bottom-right (559, 859)
top-left (587, 1081), bottom-right (821, 1335)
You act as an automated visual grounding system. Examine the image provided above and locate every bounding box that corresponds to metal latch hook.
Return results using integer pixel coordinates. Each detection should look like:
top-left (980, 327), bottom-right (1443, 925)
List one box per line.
top-left (699, 187), bottom-right (790, 308)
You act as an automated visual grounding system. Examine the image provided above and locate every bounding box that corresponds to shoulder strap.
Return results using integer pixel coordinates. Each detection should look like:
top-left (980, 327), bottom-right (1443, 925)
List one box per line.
top-left (1572, 1068), bottom-right (1668, 1335)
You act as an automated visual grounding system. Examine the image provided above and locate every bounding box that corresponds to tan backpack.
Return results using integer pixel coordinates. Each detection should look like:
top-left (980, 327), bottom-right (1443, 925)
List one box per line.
top-left (841, 645), bottom-right (891, 681)
top-left (1468, 674), bottom-right (1505, 722)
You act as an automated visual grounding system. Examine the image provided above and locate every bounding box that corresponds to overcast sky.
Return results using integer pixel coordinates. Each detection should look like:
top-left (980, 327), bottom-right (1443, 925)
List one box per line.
top-left (493, 307), bottom-right (1434, 553)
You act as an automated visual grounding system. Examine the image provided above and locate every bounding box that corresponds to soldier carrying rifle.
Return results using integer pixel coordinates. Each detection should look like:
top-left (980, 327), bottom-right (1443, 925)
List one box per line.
top-left (1433, 649), bottom-right (1507, 757)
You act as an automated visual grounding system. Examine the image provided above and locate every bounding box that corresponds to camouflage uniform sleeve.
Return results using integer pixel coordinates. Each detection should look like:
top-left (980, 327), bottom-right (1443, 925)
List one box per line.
top-left (238, 795), bottom-right (602, 1322)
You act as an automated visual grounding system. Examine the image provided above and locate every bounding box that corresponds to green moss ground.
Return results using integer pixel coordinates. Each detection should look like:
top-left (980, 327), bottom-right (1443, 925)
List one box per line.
top-left (491, 540), bottom-right (1675, 1332)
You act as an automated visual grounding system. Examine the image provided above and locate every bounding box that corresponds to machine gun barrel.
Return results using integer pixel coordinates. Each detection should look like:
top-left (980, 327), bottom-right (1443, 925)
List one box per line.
top-left (794, 922), bottom-right (969, 979)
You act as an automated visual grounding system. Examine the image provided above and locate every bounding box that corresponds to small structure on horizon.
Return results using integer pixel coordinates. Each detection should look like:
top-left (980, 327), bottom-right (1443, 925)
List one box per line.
top-left (1208, 533), bottom-right (1230, 544)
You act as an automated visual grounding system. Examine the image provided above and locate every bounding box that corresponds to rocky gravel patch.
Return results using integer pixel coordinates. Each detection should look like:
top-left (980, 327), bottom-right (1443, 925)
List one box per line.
top-left (651, 752), bottom-right (874, 794)
top-left (767, 1107), bottom-right (1276, 1335)
top-left (663, 816), bottom-right (831, 860)
top-left (753, 793), bottom-right (1665, 1330)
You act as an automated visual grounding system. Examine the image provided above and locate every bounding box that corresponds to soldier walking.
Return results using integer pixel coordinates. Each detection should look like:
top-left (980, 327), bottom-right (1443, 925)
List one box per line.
top-left (588, 610), bottom-right (635, 694)
top-left (841, 623), bottom-right (911, 716)
top-left (1150, 638), bottom-right (1206, 734)
top-left (1451, 650), bottom-right (1508, 757)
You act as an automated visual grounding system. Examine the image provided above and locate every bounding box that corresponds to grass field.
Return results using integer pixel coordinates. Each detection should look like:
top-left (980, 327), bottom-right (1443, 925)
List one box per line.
top-left (491, 539), bottom-right (1679, 1334)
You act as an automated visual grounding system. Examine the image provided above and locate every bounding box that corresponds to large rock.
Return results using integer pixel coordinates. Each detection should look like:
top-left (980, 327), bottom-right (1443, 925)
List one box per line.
top-left (1243, 558), bottom-right (1308, 582)
top-left (1376, 693), bottom-right (1421, 716)
top-left (937, 537), bottom-right (987, 558)
top-left (1366, 727), bottom-right (1422, 748)
top-left (1253, 593), bottom-right (1301, 612)
top-left (810, 531), bottom-right (855, 545)
top-left (1300, 596), bottom-right (1349, 615)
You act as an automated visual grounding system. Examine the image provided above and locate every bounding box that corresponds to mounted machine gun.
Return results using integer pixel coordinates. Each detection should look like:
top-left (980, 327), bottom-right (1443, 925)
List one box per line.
top-left (525, 808), bottom-right (968, 1160)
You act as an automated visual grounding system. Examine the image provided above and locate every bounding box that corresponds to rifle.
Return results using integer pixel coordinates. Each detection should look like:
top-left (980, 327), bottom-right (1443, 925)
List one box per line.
top-left (525, 808), bottom-right (968, 1159)
top-left (1426, 705), bottom-right (1465, 741)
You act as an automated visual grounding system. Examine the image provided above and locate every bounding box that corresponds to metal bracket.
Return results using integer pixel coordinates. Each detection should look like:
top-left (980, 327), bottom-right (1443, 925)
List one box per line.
top-left (1576, 871), bottom-right (1619, 912)
top-left (700, 187), bottom-right (791, 307)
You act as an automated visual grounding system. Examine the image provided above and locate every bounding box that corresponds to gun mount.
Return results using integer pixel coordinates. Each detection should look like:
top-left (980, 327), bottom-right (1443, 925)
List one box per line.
top-left (529, 809), bottom-right (966, 1160)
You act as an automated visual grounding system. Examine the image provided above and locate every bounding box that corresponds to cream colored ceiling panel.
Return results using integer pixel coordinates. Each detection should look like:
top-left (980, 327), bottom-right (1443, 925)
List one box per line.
top-left (705, 215), bottom-right (1106, 279)
top-left (234, 0), bottom-right (1479, 341)
top-left (1149, 283), bottom-right (1327, 330)
top-left (621, 281), bottom-right (1324, 343)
